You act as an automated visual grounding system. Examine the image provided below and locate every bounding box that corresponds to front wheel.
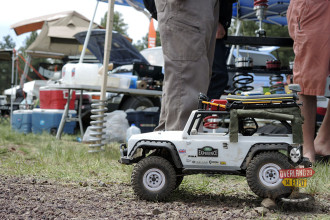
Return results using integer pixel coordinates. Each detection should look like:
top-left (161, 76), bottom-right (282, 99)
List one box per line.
top-left (131, 156), bottom-right (176, 201)
top-left (246, 151), bottom-right (294, 199)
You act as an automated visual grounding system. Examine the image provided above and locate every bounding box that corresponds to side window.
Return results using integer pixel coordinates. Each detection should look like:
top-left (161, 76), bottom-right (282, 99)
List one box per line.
top-left (190, 112), bottom-right (229, 135)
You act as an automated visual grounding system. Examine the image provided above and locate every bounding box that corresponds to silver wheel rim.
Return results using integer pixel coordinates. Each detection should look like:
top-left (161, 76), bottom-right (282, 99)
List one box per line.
top-left (143, 168), bottom-right (166, 191)
top-left (259, 163), bottom-right (281, 187)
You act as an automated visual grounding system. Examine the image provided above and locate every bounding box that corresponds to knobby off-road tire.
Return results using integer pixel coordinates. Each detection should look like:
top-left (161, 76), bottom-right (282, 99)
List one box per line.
top-left (175, 176), bottom-right (184, 189)
top-left (246, 151), bottom-right (294, 199)
top-left (131, 156), bottom-right (176, 201)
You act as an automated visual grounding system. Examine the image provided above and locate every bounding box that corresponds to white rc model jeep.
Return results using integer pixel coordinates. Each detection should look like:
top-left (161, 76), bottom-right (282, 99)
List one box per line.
top-left (119, 84), bottom-right (311, 201)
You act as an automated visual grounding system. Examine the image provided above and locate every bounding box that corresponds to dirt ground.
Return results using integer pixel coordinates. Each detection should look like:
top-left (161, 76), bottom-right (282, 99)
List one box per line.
top-left (0, 175), bottom-right (329, 220)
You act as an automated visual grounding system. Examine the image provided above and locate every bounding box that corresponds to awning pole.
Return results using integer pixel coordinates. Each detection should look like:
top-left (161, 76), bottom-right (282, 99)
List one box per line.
top-left (79, 0), bottom-right (99, 63)
top-left (88, 0), bottom-right (115, 153)
top-left (227, 19), bottom-right (242, 65)
top-left (101, 0), bottom-right (115, 100)
top-left (20, 55), bottom-right (31, 87)
top-left (10, 49), bottom-right (15, 127)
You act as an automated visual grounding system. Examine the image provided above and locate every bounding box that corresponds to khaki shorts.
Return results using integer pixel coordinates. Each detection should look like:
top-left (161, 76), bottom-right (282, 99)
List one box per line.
top-left (287, 0), bottom-right (330, 96)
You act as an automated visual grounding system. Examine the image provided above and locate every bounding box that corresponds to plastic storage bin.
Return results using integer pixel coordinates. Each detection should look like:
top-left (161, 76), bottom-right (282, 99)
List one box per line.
top-left (32, 109), bottom-right (76, 134)
top-left (11, 110), bottom-right (33, 133)
top-left (126, 111), bottom-right (160, 133)
top-left (61, 63), bottom-right (100, 86)
top-left (39, 87), bottom-right (76, 110)
top-left (113, 74), bottom-right (137, 89)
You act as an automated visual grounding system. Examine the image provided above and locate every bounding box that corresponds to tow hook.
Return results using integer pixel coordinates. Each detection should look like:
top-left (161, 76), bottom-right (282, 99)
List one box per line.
top-left (120, 143), bottom-right (127, 157)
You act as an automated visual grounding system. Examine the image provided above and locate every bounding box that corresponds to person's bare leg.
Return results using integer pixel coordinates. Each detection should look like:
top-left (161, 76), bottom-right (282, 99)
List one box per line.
top-left (314, 100), bottom-right (330, 156)
top-left (300, 95), bottom-right (317, 162)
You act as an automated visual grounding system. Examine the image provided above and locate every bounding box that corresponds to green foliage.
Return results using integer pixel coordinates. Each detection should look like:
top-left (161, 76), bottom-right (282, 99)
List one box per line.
top-left (101, 11), bottom-right (128, 36)
top-left (133, 31), bottom-right (161, 51)
top-left (0, 35), bottom-right (16, 49)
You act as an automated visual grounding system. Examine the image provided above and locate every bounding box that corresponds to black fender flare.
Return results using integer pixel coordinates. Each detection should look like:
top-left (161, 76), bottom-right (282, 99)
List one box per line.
top-left (129, 139), bottom-right (183, 168)
top-left (241, 143), bottom-right (290, 170)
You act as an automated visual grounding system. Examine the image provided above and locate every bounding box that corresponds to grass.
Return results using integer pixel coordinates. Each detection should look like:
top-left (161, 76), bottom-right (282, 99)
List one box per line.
top-left (0, 121), bottom-right (132, 184)
top-left (0, 121), bottom-right (329, 196)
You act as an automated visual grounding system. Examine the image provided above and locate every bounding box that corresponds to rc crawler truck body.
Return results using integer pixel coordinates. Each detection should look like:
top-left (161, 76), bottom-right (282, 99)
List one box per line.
top-left (119, 84), bottom-right (310, 201)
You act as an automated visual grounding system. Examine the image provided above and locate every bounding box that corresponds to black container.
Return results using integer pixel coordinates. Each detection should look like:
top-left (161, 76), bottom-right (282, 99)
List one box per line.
top-left (126, 111), bottom-right (160, 133)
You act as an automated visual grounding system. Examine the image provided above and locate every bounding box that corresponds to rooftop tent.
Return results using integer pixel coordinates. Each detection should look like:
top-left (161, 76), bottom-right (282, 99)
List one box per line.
top-left (11, 11), bottom-right (101, 59)
top-left (232, 0), bottom-right (290, 26)
top-left (75, 29), bottom-right (149, 65)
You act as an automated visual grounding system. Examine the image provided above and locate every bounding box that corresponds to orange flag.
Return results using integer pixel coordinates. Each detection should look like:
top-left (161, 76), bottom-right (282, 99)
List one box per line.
top-left (148, 18), bottom-right (156, 48)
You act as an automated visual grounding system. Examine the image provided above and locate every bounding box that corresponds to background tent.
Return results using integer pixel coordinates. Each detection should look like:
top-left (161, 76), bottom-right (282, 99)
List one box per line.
top-left (75, 29), bottom-right (149, 66)
top-left (99, 0), bottom-right (290, 26)
top-left (11, 11), bottom-right (102, 59)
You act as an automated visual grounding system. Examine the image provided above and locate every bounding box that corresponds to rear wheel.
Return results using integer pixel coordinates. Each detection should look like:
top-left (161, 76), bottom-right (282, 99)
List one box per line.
top-left (121, 96), bottom-right (154, 111)
top-left (131, 156), bottom-right (176, 201)
top-left (246, 151), bottom-right (294, 199)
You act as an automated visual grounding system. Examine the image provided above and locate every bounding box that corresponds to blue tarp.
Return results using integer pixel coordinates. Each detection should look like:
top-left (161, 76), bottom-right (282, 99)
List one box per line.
top-left (74, 29), bottom-right (149, 65)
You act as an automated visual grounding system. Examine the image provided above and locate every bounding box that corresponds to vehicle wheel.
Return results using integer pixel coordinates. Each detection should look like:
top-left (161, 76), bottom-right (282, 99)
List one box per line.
top-left (276, 193), bottom-right (315, 211)
top-left (50, 128), bottom-right (57, 136)
top-left (246, 151), bottom-right (294, 199)
top-left (175, 176), bottom-right (184, 189)
top-left (121, 96), bottom-right (154, 111)
top-left (131, 156), bottom-right (176, 201)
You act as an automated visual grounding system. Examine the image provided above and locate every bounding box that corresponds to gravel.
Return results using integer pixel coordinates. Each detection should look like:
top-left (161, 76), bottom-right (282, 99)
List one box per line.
top-left (0, 175), bottom-right (329, 219)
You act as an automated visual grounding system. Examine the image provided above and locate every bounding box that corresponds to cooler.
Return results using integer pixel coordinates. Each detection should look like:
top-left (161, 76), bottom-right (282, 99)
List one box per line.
top-left (126, 111), bottom-right (160, 133)
top-left (11, 110), bottom-right (33, 133)
top-left (39, 87), bottom-right (76, 110)
top-left (32, 109), bottom-right (76, 134)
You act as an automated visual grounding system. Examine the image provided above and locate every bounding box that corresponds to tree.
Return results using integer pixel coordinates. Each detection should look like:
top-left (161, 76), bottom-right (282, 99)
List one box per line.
top-left (133, 31), bottom-right (161, 51)
top-left (0, 35), bottom-right (16, 49)
top-left (101, 11), bottom-right (128, 36)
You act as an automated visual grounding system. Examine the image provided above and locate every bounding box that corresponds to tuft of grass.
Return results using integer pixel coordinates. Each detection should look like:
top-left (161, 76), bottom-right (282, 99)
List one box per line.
top-left (303, 161), bottom-right (330, 195)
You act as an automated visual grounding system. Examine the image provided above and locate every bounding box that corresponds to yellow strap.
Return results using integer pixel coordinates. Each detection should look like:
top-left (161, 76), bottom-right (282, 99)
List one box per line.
top-left (201, 101), bottom-right (226, 109)
top-left (241, 101), bottom-right (283, 104)
top-left (226, 96), bottom-right (293, 101)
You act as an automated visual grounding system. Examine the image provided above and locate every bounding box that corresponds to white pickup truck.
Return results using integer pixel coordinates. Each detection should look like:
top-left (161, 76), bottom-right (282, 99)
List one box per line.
top-left (119, 85), bottom-right (311, 201)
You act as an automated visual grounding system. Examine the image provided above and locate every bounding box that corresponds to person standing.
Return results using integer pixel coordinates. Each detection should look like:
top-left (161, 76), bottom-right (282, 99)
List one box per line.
top-left (154, 0), bottom-right (220, 131)
top-left (287, 0), bottom-right (330, 162)
top-left (207, 0), bottom-right (235, 99)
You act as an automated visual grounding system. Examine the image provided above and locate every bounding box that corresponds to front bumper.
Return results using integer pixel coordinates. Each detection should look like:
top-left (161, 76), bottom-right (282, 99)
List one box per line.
top-left (119, 143), bottom-right (131, 164)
